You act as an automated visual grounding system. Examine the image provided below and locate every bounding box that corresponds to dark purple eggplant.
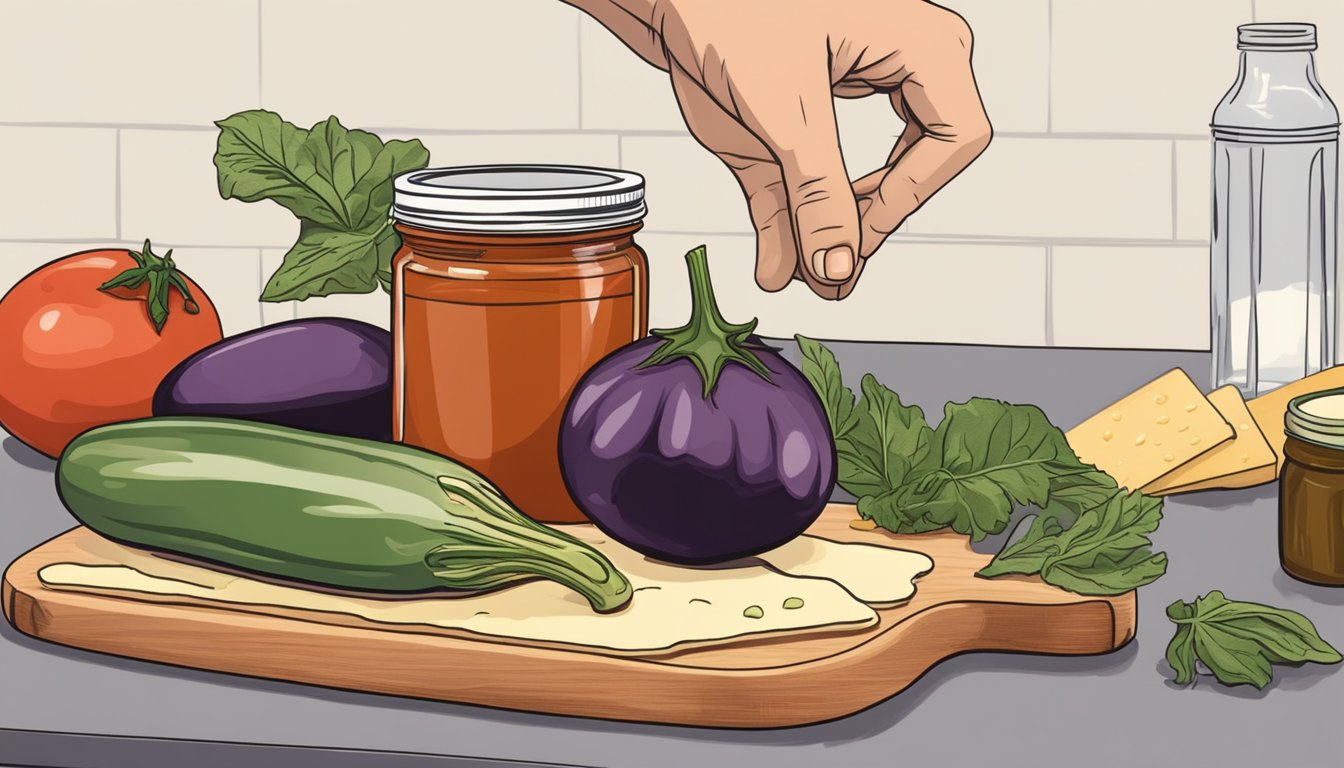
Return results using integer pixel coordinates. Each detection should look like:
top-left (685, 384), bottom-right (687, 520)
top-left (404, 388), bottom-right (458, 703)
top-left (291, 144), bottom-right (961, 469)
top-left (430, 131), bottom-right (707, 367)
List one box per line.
top-left (559, 246), bottom-right (836, 565)
top-left (153, 318), bottom-right (391, 441)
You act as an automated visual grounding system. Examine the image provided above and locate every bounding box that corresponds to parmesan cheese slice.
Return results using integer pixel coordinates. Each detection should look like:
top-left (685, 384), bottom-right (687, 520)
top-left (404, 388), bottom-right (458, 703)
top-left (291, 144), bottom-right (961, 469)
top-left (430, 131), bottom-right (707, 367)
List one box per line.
top-left (1142, 385), bottom-right (1276, 495)
top-left (1065, 368), bottom-right (1233, 490)
top-left (37, 528), bottom-right (932, 657)
top-left (755, 536), bottom-right (933, 606)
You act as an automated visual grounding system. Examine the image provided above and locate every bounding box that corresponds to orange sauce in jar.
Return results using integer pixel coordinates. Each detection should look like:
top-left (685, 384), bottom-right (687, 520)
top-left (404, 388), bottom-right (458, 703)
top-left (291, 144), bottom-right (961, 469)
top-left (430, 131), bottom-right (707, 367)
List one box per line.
top-left (391, 166), bottom-right (648, 523)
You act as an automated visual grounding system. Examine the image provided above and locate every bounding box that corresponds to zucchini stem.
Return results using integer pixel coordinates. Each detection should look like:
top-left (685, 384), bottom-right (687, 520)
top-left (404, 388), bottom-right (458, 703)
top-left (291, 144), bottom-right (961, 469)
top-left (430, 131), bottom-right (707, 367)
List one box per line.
top-left (635, 245), bottom-right (772, 397)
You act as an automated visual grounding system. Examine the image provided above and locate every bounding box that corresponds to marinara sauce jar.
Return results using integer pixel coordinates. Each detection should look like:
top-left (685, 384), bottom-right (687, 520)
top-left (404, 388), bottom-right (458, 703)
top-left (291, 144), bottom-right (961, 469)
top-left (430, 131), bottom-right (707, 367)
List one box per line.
top-left (1280, 388), bottom-right (1344, 585)
top-left (391, 166), bottom-right (648, 523)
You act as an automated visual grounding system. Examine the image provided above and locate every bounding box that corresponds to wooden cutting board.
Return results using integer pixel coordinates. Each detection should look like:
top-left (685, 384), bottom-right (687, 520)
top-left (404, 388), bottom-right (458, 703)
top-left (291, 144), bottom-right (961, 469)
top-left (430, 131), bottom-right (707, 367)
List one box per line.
top-left (3, 504), bottom-right (1134, 728)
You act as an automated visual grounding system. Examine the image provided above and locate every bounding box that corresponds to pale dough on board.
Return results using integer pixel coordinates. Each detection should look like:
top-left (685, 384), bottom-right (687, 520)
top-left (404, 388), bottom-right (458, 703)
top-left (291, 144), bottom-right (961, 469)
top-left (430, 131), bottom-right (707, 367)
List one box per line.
top-left (39, 528), bottom-right (932, 656)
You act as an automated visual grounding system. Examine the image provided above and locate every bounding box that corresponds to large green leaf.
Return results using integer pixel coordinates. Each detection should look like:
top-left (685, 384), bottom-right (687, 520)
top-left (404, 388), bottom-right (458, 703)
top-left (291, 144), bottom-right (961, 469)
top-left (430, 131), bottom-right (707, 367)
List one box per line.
top-left (795, 335), bottom-right (859, 441)
top-left (892, 399), bottom-right (1074, 541)
top-left (303, 115), bottom-right (429, 231)
top-left (980, 488), bottom-right (1168, 595)
top-left (215, 110), bottom-right (428, 301)
top-left (1164, 590), bottom-right (1342, 689)
top-left (260, 220), bottom-right (398, 302)
top-left (215, 110), bottom-right (351, 229)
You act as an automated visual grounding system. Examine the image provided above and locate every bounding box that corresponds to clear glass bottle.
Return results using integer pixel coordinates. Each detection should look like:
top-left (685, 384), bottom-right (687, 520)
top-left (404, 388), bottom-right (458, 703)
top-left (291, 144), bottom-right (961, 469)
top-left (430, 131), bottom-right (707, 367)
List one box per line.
top-left (1212, 23), bottom-right (1339, 397)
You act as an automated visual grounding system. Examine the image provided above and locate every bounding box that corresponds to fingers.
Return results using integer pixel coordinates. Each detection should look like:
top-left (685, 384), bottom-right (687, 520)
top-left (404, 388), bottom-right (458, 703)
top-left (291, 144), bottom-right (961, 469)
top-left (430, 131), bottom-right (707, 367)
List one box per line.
top-left (730, 60), bottom-right (861, 291)
top-left (857, 17), bottom-right (993, 258)
top-left (669, 63), bottom-right (799, 292)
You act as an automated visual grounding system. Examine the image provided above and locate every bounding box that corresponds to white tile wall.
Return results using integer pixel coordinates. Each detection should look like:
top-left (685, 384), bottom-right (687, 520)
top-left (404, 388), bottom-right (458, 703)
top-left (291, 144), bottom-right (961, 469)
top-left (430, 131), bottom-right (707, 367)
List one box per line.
top-left (168, 248), bottom-right (265, 337)
top-left (938, 0), bottom-right (1052, 133)
top-left (904, 138), bottom-right (1173, 240)
top-left (2, 2), bottom-right (1339, 350)
top-left (0, 127), bottom-right (117, 239)
top-left (1174, 140), bottom-right (1213, 242)
top-left (620, 135), bottom-right (751, 234)
top-left (0, 0), bottom-right (259, 125)
top-left (1052, 246), bottom-right (1209, 349)
top-left (119, 130), bottom-right (298, 247)
top-left (1052, 0), bottom-right (1254, 134)
top-left (388, 133), bottom-right (620, 169)
top-left (579, 17), bottom-right (684, 131)
top-left (641, 233), bottom-right (1048, 345)
top-left (261, 0), bottom-right (582, 130)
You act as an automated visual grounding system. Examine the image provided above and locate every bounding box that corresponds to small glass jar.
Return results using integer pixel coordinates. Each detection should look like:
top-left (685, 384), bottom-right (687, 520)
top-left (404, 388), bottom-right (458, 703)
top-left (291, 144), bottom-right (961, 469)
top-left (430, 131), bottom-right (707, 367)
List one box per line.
top-left (391, 165), bottom-right (648, 523)
top-left (1280, 388), bottom-right (1344, 585)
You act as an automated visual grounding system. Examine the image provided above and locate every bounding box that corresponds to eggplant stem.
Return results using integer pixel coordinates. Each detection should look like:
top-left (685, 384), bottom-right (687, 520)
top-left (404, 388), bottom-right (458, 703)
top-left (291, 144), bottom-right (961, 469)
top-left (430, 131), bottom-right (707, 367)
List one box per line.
top-left (635, 245), bottom-right (772, 398)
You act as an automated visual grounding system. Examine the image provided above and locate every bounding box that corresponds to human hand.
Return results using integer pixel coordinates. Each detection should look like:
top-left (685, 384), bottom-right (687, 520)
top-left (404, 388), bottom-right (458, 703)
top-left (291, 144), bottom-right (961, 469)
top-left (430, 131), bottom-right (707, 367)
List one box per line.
top-left (569, 0), bottom-right (992, 299)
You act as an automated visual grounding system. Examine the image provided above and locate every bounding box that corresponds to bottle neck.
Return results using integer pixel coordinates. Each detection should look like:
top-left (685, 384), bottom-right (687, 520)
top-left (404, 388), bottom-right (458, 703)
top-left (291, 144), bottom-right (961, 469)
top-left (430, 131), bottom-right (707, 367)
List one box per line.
top-left (1240, 49), bottom-right (1320, 84)
top-left (1213, 50), bottom-right (1339, 140)
top-left (395, 222), bottom-right (643, 262)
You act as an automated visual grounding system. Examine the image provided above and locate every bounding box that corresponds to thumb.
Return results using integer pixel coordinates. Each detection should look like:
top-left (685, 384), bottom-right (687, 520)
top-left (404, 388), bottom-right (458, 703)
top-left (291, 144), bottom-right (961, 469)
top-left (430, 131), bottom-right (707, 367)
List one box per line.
top-left (741, 73), bottom-right (859, 287)
top-left (777, 145), bottom-right (860, 286)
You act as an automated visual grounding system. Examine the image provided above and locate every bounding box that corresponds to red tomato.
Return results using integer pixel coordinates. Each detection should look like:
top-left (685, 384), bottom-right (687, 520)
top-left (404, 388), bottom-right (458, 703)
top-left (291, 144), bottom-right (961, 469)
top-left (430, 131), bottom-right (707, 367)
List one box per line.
top-left (0, 243), bottom-right (222, 458)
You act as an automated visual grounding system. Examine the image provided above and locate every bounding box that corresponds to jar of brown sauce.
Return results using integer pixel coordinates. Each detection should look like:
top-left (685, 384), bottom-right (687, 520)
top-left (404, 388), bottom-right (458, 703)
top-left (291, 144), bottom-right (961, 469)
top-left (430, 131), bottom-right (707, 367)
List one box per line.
top-left (391, 166), bottom-right (648, 523)
top-left (1280, 388), bottom-right (1344, 585)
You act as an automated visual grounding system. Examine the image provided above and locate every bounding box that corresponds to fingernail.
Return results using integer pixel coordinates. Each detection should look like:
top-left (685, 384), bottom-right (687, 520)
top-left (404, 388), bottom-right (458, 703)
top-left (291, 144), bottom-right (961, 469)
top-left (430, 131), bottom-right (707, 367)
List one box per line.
top-left (812, 246), bottom-right (853, 282)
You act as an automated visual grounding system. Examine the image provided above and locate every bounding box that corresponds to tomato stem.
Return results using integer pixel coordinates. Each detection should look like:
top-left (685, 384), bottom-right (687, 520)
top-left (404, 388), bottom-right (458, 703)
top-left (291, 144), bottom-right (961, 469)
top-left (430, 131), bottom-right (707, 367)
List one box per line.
top-left (99, 239), bottom-right (201, 334)
top-left (635, 245), bottom-right (771, 398)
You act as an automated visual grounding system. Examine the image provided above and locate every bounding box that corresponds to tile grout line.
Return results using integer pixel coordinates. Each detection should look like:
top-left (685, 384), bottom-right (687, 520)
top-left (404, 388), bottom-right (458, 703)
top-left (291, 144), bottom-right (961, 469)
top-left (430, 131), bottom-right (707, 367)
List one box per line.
top-left (1044, 244), bottom-right (1055, 346)
top-left (1171, 140), bottom-right (1178, 241)
top-left (113, 129), bottom-right (122, 240)
top-left (0, 122), bottom-right (1212, 141)
top-left (576, 12), bottom-right (584, 130)
top-left (1046, 0), bottom-right (1053, 133)
top-left (0, 235), bottom-right (1217, 248)
top-left (257, 249), bottom-right (265, 328)
top-left (257, 0), bottom-right (264, 107)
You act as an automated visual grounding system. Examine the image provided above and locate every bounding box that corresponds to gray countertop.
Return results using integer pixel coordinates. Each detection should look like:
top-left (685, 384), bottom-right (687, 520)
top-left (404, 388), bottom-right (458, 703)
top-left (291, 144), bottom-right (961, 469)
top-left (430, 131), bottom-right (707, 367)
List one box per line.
top-left (3, 341), bottom-right (1343, 768)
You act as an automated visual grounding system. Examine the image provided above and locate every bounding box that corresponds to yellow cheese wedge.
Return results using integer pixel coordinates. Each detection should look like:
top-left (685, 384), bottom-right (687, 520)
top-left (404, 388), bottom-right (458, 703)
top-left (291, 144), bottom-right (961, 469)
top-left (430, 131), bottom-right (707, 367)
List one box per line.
top-left (1246, 365), bottom-right (1344, 472)
top-left (1065, 368), bottom-right (1233, 490)
top-left (1142, 385), bottom-right (1276, 495)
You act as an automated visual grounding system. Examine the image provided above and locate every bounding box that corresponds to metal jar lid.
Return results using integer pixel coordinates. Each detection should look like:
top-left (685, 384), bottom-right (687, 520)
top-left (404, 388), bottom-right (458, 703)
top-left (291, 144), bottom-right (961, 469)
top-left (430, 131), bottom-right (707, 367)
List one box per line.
top-left (392, 165), bottom-right (646, 234)
top-left (1285, 387), bottom-right (1344, 449)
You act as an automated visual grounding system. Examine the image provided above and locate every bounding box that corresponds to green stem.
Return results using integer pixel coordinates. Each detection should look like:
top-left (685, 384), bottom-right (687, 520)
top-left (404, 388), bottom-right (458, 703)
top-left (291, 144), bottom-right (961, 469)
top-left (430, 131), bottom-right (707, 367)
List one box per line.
top-left (99, 239), bottom-right (202, 334)
top-left (635, 245), bottom-right (772, 397)
top-left (428, 475), bottom-right (633, 613)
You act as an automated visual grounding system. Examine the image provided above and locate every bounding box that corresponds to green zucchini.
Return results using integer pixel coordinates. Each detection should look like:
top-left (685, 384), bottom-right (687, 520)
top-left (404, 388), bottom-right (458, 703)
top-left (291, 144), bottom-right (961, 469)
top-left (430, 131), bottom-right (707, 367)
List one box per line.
top-left (56, 417), bottom-right (632, 613)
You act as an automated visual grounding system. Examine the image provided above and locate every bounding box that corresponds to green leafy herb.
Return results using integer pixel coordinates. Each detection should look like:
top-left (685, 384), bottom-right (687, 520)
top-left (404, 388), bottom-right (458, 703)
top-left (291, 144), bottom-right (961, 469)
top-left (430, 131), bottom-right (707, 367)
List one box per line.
top-left (213, 110), bottom-right (429, 302)
top-left (1165, 591), bottom-right (1341, 688)
top-left (795, 334), bottom-right (1168, 595)
top-left (98, 240), bottom-right (201, 333)
top-left (978, 488), bottom-right (1168, 594)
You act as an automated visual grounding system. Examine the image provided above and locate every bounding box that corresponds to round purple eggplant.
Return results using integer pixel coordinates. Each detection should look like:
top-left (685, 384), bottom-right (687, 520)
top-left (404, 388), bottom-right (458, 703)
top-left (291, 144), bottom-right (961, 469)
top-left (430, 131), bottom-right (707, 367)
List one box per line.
top-left (153, 318), bottom-right (392, 441)
top-left (559, 246), bottom-right (836, 565)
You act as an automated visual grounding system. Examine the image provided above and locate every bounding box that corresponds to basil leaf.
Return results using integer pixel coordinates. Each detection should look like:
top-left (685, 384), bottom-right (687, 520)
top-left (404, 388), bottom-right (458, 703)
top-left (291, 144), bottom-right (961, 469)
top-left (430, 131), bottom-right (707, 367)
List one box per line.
top-left (1166, 624), bottom-right (1197, 685)
top-left (1194, 624), bottom-right (1275, 688)
top-left (304, 116), bottom-right (430, 232)
top-left (838, 375), bottom-right (934, 498)
top-left (980, 488), bottom-right (1167, 595)
top-left (1165, 591), bottom-right (1342, 689)
top-left (260, 221), bottom-right (398, 302)
top-left (795, 335), bottom-right (859, 441)
top-left (215, 110), bottom-right (351, 229)
top-left (215, 110), bottom-right (429, 301)
top-left (893, 399), bottom-right (1071, 541)
top-left (856, 489), bottom-right (946, 534)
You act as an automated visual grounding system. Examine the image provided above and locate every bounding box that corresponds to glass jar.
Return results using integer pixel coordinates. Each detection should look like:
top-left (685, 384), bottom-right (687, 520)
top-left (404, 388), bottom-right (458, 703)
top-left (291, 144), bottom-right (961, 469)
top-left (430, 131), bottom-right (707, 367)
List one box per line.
top-left (1280, 388), bottom-right (1344, 585)
top-left (1211, 23), bottom-right (1339, 397)
top-left (391, 166), bottom-right (648, 523)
